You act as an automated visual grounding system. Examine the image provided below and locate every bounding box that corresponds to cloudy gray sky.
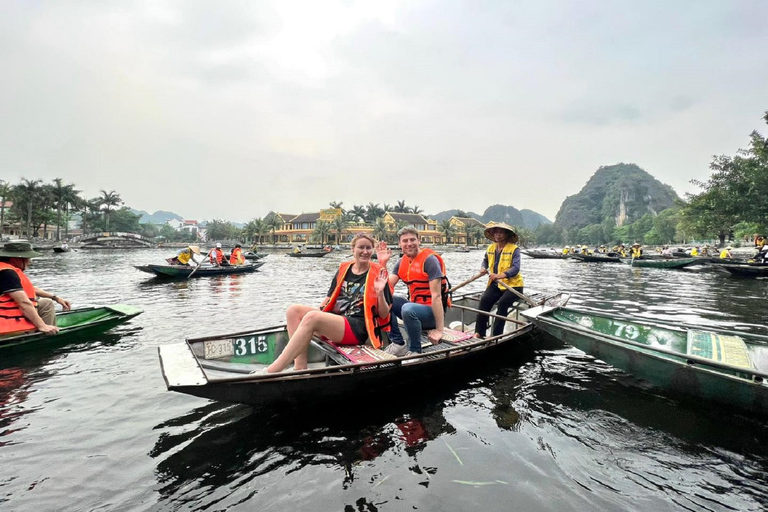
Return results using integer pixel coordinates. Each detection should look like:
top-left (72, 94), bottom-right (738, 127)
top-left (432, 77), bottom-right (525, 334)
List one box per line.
top-left (2, 0), bottom-right (766, 223)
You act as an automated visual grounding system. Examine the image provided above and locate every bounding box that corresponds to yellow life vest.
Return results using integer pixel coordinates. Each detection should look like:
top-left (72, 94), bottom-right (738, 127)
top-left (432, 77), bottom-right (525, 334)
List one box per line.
top-left (486, 243), bottom-right (524, 290)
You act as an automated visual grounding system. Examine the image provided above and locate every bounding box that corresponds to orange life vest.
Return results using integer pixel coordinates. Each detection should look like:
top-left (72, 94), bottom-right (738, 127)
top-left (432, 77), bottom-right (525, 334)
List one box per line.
top-left (397, 249), bottom-right (451, 309)
top-left (323, 261), bottom-right (391, 349)
top-left (210, 248), bottom-right (224, 264)
top-left (230, 247), bottom-right (244, 265)
top-left (0, 262), bottom-right (38, 334)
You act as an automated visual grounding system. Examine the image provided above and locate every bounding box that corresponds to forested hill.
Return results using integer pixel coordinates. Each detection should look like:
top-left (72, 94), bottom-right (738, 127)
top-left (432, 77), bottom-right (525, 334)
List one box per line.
top-left (131, 209), bottom-right (184, 224)
top-left (553, 163), bottom-right (679, 231)
top-left (431, 205), bottom-right (552, 230)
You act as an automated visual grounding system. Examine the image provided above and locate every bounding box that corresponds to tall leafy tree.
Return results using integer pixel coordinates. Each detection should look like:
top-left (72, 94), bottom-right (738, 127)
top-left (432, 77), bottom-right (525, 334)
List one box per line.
top-left (372, 218), bottom-right (389, 242)
top-left (265, 213), bottom-right (284, 243)
top-left (312, 220), bottom-right (332, 245)
top-left (99, 190), bottom-right (123, 231)
top-left (394, 200), bottom-right (411, 213)
top-left (365, 203), bottom-right (384, 223)
top-left (331, 215), bottom-right (348, 244)
top-left (12, 178), bottom-right (42, 237)
top-left (437, 219), bottom-right (456, 244)
top-left (350, 205), bottom-right (367, 223)
top-left (0, 180), bottom-right (9, 238)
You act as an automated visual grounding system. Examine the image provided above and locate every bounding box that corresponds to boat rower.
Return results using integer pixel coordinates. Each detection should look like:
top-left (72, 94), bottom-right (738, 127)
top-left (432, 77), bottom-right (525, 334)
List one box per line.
top-left (0, 241), bottom-right (72, 335)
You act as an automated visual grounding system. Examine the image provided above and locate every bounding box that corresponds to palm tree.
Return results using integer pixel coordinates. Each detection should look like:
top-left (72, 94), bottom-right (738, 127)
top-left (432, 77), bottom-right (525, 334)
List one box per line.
top-left (99, 190), bottom-right (123, 231)
top-left (350, 205), bottom-right (367, 223)
top-left (244, 218), bottom-right (268, 245)
top-left (265, 214), bottom-right (284, 244)
top-left (313, 220), bottom-right (332, 245)
top-left (372, 218), bottom-right (389, 242)
top-left (394, 200), bottom-right (412, 213)
top-left (383, 203), bottom-right (392, 214)
top-left (412, 205), bottom-right (423, 215)
top-left (331, 215), bottom-right (348, 244)
top-left (0, 180), bottom-right (10, 239)
top-left (437, 219), bottom-right (456, 244)
top-left (329, 201), bottom-right (344, 211)
top-left (366, 202), bottom-right (384, 223)
top-left (13, 178), bottom-right (42, 238)
top-left (52, 179), bottom-right (79, 241)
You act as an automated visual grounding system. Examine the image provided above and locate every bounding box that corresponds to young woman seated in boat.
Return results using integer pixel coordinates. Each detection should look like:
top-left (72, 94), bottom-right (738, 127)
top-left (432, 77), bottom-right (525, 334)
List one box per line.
top-left (263, 233), bottom-right (392, 374)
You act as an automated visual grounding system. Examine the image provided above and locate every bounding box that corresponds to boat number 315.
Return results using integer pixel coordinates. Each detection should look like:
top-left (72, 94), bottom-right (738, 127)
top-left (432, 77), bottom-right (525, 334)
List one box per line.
top-left (234, 336), bottom-right (269, 356)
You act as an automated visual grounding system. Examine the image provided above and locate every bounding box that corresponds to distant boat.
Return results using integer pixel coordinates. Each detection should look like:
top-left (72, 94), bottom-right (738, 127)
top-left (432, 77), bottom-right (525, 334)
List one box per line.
top-left (622, 257), bottom-right (700, 269)
top-left (52, 246), bottom-right (71, 253)
top-left (716, 264), bottom-right (768, 278)
top-left (286, 251), bottom-right (329, 258)
top-left (135, 262), bottom-right (265, 278)
top-left (522, 250), bottom-right (569, 260)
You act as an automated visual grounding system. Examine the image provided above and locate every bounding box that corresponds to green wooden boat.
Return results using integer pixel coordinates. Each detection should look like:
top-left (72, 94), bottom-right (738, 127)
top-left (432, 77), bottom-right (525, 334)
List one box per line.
top-left (135, 262), bottom-right (265, 278)
top-left (717, 264), bottom-right (768, 278)
top-left (522, 305), bottom-right (768, 416)
top-left (621, 257), bottom-right (700, 269)
top-left (0, 304), bottom-right (143, 351)
top-left (158, 291), bottom-right (570, 406)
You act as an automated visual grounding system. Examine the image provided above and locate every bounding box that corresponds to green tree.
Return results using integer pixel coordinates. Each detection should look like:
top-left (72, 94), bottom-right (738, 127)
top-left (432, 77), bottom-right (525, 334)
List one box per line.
top-left (0, 180), bottom-right (9, 237)
top-left (365, 203), bottom-right (384, 223)
top-left (265, 213), bottom-right (284, 243)
top-left (205, 219), bottom-right (237, 241)
top-left (244, 218), bottom-right (268, 245)
top-left (12, 178), bottom-right (42, 237)
top-left (437, 219), bottom-right (456, 244)
top-left (350, 205), bottom-right (367, 223)
top-left (394, 200), bottom-right (411, 213)
top-left (312, 220), bottom-right (332, 244)
top-left (331, 215), bottom-right (348, 244)
top-left (372, 218), bottom-right (389, 242)
top-left (99, 190), bottom-right (123, 231)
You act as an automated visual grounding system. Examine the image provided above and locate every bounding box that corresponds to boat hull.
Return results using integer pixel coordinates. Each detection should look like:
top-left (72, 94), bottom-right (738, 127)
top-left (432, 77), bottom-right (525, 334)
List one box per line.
top-left (524, 306), bottom-right (768, 416)
top-left (157, 292), bottom-right (569, 407)
top-left (719, 264), bottom-right (768, 278)
top-left (622, 257), bottom-right (699, 268)
top-left (136, 262), bottom-right (264, 278)
top-left (286, 252), bottom-right (329, 258)
top-left (0, 304), bottom-right (143, 351)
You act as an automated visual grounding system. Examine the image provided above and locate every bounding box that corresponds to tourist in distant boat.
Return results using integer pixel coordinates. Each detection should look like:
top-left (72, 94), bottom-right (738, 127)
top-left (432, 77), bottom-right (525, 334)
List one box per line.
top-left (598, 245), bottom-right (607, 254)
top-left (690, 246), bottom-right (700, 257)
top-left (0, 241), bottom-right (71, 335)
top-left (263, 234), bottom-right (392, 373)
top-left (229, 244), bottom-right (245, 265)
top-left (616, 244), bottom-right (628, 257)
top-left (472, 222), bottom-right (524, 340)
top-left (61, 242), bottom-right (69, 251)
top-left (720, 246), bottom-right (733, 259)
top-left (754, 237), bottom-right (768, 262)
top-left (630, 243), bottom-right (643, 258)
top-left (170, 245), bottom-right (201, 266)
top-left (377, 226), bottom-right (450, 355)
top-left (210, 243), bottom-right (230, 266)
top-left (293, 245), bottom-right (303, 254)
top-left (661, 246), bottom-right (673, 257)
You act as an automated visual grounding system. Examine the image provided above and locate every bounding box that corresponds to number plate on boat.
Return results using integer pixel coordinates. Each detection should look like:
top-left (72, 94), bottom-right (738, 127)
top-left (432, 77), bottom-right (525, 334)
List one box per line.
top-left (204, 339), bottom-right (235, 359)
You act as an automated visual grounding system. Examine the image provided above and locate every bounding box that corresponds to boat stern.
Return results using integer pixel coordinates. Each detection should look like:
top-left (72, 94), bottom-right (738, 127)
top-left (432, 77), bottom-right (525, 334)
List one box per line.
top-left (158, 343), bottom-right (208, 389)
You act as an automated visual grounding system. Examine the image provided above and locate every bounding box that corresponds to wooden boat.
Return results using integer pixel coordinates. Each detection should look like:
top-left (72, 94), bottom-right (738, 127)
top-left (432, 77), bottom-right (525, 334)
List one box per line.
top-left (522, 250), bottom-right (569, 259)
top-left (157, 291), bottom-right (570, 406)
top-left (243, 251), bottom-right (268, 260)
top-left (717, 264), bottom-right (768, 278)
top-left (286, 251), bottom-right (329, 258)
top-left (621, 257), bottom-right (699, 269)
top-left (135, 262), bottom-right (265, 278)
top-left (571, 253), bottom-right (622, 263)
top-left (52, 246), bottom-right (71, 253)
top-left (522, 305), bottom-right (768, 416)
top-left (0, 304), bottom-right (143, 351)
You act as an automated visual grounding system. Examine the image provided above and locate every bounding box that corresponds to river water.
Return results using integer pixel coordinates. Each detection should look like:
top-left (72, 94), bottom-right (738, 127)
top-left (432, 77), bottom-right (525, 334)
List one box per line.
top-left (2, 248), bottom-right (767, 511)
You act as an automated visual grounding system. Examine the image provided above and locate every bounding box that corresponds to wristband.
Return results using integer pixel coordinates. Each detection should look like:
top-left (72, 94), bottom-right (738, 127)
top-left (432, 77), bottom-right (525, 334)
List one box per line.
top-left (51, 295), bottom-right (58, 301)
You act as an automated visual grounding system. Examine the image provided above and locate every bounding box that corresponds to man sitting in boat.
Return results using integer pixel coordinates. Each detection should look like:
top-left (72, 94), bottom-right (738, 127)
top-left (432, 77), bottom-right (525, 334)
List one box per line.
top-left (598, 245), bottom-right (607, 254)
top-left (229, 244), bottom-right (245, 265)
top-left (293, 245), bottom-right (303, 254)
top-left (754, 238), bottom-right (768, 263)
top-left (0, 241), bottom-right (72, 335)
top-left (562, 246), bottom-right (570, 255)
top-left (630, 243), bottom-right (643, 258)
top-left (720, 246), bottom-right (733, 259)
top-left (210, 243), bottom-right (231, 266)
top-left (169, 245), bottom-right (202, 266)
top-left (377, 226), bottom-right (450, 355)
top-left (261, 233), bottom-right (392, 374)
top-left (661, 246), bottom-right (673, 256)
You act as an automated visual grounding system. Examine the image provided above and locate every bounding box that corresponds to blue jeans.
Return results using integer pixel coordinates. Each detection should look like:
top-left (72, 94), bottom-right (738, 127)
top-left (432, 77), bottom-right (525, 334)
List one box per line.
top-left (388, 296), bottom-right (436, 353)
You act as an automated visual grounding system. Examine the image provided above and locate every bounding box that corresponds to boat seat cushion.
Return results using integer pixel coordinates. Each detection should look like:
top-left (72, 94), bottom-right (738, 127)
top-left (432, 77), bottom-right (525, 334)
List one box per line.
top-left (687, 330), bottom-right (755, 369)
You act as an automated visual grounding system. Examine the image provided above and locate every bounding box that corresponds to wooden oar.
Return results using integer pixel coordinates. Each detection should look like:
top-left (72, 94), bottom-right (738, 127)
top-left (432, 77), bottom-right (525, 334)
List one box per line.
top-left (187, 250), bottom-right (213, 279)
top-left (495, 280), bottom-right (538, 307)
top-left (449, 271), bottom-right (485, 293)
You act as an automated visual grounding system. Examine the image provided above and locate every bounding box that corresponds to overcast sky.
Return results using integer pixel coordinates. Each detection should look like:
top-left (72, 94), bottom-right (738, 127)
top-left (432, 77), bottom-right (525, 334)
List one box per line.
top-left (2, 1), bottom-right (766, 223)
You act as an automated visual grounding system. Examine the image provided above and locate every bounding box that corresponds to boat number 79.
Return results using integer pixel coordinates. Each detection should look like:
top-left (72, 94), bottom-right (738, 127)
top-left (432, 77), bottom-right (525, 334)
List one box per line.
top-left (234, 335), bottom-right (269, 356)
top-left (614, 323), bottom-right (639, 340)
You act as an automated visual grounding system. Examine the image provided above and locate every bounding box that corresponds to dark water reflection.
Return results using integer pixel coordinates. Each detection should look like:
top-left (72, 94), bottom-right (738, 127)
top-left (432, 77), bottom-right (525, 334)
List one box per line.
top-left (1, 249), bottom-right (767, 511)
